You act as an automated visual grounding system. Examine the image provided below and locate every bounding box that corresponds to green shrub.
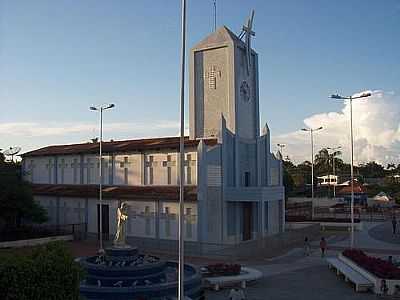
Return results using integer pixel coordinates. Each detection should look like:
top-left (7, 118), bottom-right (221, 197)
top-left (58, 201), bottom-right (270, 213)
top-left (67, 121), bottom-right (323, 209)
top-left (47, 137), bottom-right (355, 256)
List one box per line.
top-left (0, 241), bottom-right (83, 300)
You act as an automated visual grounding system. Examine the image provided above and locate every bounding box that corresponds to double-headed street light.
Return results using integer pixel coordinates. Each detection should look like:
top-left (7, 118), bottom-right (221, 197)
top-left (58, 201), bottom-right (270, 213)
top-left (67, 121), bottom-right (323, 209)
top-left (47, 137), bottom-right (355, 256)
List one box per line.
top-left (277, 143), bottom-right (286, 160)
top-left (90, 103), bottom-right (115, 252)
top-left (327, 146), bottom-right (342, 198)
top-left (302, 126), bottom-right (323, 217)
top-left (330, 92), bottom-right (371, 248)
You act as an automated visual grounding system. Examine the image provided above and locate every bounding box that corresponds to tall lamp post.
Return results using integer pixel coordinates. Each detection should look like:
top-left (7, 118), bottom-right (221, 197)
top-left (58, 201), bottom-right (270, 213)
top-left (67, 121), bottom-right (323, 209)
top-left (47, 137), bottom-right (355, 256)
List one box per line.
top-left (302, 126), bottom-right (323, 218)
top-left (327, 146), bottom-right (341, 198)
top-left (178, 0), bottom-right (187, 299)
top-left (277, 143), bottom-right (286, 160)
top-left (331, 92), bottom-right (371, 248)
top-left (90, 103), bottom-right (115, 252)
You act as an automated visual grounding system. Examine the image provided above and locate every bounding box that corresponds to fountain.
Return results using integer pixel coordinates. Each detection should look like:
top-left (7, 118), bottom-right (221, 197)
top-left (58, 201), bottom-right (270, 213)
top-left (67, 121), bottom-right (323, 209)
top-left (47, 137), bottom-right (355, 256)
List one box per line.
top-left (77, 202), bottom-right (203, 299)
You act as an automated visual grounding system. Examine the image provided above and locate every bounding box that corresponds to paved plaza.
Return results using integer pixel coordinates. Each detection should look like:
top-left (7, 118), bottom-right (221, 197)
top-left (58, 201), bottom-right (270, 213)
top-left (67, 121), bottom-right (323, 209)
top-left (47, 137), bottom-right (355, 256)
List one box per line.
top-left (206, 265), bottom-right (376, 300)
top-left (65, 221), bottom-right (399, 299)
top-left (205, 221), bottom-right (400, 300)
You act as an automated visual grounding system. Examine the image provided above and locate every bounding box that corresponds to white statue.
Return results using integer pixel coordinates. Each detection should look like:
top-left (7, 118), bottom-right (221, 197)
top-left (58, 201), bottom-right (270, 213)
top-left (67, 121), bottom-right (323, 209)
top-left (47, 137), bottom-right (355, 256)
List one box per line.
top-left (114, 202), bottom-right (129, 247)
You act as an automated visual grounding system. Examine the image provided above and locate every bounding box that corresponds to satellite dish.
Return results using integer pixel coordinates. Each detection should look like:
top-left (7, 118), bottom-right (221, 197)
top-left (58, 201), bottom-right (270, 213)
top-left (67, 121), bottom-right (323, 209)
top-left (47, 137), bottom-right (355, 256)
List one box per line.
top-left (4, 146), bottom-right (21, 162)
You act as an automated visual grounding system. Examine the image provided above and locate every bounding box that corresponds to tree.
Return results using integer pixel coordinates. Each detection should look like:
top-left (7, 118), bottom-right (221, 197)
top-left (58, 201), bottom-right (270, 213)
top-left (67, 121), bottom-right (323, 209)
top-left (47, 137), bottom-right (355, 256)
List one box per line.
top-left (0, 161), bottom-right (47, 228)
top-left (358, 161), bottom-right (385, 178)
top-left (0, 241), bottom-right (83, 300)
top-left (314, 148), bottom-right (331, 176)
top-left (282, 161), bottom-right (295, 198)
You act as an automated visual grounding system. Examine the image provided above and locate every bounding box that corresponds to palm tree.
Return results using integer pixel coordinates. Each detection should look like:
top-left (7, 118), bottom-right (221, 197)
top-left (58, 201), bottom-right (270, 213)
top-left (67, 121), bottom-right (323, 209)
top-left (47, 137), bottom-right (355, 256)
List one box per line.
top-left (314, 148), bottom-right (331, 175)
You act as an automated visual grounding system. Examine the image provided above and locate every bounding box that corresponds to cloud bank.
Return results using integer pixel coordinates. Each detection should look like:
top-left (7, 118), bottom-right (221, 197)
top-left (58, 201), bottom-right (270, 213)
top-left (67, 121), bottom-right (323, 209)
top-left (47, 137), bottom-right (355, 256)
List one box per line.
top-left (273, 90), bottom-right (400, 166)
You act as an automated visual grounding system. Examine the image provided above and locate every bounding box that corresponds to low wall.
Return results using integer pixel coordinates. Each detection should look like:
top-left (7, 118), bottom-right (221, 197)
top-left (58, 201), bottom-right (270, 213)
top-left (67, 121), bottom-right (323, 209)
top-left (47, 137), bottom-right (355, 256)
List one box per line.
top-left (0, 235), bottom-right (74, 249)
top-left (339, 254), bottom-right (400, 295)
top-left (288, 197), bottom-right (342, 207)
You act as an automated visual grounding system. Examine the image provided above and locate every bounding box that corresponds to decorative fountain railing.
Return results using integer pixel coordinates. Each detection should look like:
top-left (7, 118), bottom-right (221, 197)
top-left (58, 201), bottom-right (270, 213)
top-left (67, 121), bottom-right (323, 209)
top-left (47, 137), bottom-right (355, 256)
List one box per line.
top-left (77, 246), bottom-right (203, 299)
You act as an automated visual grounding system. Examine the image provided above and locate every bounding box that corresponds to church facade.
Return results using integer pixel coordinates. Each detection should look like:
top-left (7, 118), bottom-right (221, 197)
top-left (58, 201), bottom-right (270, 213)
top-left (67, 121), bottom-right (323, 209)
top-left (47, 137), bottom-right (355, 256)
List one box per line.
top-left (21, 25), bottom-right (284, 248)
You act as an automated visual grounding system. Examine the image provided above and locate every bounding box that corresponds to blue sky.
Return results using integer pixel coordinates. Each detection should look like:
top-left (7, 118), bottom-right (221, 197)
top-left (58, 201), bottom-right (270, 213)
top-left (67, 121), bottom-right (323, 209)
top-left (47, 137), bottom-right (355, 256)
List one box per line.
top-left (1, 0), bottom-right (400, 163)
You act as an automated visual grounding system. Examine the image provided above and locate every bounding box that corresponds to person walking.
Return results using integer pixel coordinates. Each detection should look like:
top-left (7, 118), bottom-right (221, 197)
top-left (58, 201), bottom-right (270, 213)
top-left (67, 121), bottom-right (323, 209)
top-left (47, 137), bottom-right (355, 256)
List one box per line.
top-left (392, 214), bottom-right (397, 235)
top-left (320, 237), bottom-right (327, 258)
top-left (380, 279), bottom-right (389, 296)
top-left (304, 236), bottom-right (311, 256)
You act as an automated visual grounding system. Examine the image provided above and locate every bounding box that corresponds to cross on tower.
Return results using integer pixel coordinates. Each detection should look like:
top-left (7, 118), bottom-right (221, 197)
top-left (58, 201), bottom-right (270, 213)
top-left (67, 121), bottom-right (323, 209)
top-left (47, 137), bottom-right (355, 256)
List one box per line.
top-left (239, 10), bottom-right (255, 75)
top-left (204, 65), bottom-right (222, 89)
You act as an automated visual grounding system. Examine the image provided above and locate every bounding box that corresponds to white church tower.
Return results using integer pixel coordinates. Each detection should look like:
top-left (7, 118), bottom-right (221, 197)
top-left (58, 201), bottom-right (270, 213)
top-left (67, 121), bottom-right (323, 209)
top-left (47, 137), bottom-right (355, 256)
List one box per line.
top-left (189, 17), bottom-right (259, 140)
top-left (190, 12), bottom-right (285, 244)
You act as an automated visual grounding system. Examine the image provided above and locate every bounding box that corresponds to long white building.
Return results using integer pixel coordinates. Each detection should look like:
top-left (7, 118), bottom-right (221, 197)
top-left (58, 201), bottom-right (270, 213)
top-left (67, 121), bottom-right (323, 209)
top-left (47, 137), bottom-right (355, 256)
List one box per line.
top-left (21, 23), bottom-right (284, 248)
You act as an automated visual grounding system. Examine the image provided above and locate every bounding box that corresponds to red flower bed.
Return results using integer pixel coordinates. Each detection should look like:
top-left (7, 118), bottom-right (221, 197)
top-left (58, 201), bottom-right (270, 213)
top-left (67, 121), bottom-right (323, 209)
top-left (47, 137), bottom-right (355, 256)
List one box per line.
top-left (205, 263), bottom-right (241, 277)
top-left (343, 249), bottom-right (400, 279)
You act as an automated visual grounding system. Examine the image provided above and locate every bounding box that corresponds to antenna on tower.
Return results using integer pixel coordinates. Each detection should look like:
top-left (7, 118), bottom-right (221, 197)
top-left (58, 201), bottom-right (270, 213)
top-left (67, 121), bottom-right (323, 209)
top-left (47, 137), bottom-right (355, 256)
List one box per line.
top-left (213, 0), bottom-right (217, 31)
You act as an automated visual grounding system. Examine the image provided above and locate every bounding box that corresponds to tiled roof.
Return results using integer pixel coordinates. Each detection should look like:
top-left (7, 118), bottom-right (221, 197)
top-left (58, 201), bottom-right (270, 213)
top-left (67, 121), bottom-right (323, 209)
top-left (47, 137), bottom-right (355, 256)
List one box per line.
top-left (32, 184), bottom-right (197, 202)
top-left (337, 183), bottom-right (367, 195)
top-left (21, 136), bottom-right (218, 157)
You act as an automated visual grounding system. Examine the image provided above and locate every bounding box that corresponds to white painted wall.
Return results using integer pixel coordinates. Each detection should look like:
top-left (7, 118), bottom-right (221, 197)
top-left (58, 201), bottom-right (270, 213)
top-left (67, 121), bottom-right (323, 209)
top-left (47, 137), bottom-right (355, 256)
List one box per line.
top-left (24, 149), bottom-right (198, 186)
top-left (35, 195), bottom-right (57, 224)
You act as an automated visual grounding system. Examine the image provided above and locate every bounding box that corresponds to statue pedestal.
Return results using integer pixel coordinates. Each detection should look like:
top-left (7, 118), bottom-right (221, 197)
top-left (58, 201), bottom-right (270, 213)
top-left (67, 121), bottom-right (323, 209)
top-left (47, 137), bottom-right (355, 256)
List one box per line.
top-left (105, 246), bottom-right (139, 262)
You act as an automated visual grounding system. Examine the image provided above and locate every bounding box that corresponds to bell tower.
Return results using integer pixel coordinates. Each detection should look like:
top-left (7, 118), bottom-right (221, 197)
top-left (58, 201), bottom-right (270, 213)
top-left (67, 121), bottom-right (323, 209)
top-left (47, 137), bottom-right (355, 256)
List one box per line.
top-left (189, 13), bottom-right (259, 140)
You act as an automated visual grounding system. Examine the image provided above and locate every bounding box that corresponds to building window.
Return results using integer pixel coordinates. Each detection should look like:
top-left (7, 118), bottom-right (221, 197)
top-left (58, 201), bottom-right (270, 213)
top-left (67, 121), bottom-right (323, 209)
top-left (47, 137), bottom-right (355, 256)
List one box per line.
top-left (149, 156), bottom-right (154, 185)
top-left (72, 158), bottom-right (78, 184)
top-left (124, 157), bottom-right (129, 185)
top-left (167, 155), bottom-right (172, 185)
top-left (144, 206), bottom-right (151, 235)
top-left (185, 207), bottom-right (193, 239)
top-left (244, 172), bottom-right (250, 187)
top-left (186, 154), bottom-right (192, 184)
top-left (165, 206), bottom-right (170, 237)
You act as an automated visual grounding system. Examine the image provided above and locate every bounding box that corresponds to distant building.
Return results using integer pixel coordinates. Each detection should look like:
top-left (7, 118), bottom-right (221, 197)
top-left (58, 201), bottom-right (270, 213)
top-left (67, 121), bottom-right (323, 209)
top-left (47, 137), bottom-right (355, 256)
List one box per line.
top-left (336, 181), bottom-right (367, 205)
top-left (317, 175), bottom-right (338, 186)
top-left (21, 23), bottom-right (284, 249)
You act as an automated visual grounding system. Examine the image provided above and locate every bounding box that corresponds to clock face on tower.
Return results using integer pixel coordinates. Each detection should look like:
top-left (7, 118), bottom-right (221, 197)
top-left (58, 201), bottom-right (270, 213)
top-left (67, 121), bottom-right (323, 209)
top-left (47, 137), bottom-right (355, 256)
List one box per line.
top-left (240, 80), bottom-right (251, 102)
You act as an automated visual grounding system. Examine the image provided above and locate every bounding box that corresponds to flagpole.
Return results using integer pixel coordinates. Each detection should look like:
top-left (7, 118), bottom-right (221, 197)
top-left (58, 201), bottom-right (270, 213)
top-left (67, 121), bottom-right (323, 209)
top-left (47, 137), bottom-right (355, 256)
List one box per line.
top-left (178, 0), bottom-right (187, 299)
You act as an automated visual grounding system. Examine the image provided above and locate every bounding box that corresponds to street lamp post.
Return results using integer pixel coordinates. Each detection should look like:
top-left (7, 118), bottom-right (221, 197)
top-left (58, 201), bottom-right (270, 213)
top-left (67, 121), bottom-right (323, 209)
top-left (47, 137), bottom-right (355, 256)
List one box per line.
top-left (302, 126), bottom-right (323, 219)
top-left (178, 0), bottom-right (187, 299)
top-left (327, 146), bottom-right (341, 198)
top-left (331, 92), bottom-right (371, 248)
top-left (90, 103), bottom-right (115, 252)
top-left (277, 143), bottom-right (286, 160)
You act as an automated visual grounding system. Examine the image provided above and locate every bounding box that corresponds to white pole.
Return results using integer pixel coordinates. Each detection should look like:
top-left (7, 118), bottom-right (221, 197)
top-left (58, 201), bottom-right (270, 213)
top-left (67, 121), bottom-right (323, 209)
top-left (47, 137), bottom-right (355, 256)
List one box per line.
top-left (311, 130), bottom-right (314, 201)
top-left (99, 107), bottom-right (103, 251)
top-left (178, 0), bottom-right (187, 299)
top-left (350, 97), bottom-right (355, 248)
top-left (333, 153), bottom-right (336, 198)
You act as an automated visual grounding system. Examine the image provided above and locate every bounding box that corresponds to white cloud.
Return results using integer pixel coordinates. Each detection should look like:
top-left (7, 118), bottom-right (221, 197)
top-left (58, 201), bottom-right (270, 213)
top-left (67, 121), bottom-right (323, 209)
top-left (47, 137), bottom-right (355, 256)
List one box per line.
top-left (273, 90), bottom-right (400, 166)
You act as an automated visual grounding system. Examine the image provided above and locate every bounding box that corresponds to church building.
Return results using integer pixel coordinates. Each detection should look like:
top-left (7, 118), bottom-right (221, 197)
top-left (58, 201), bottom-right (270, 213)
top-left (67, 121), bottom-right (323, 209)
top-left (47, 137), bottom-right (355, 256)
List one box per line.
top-left (21, 21), bottom-right (284, 249)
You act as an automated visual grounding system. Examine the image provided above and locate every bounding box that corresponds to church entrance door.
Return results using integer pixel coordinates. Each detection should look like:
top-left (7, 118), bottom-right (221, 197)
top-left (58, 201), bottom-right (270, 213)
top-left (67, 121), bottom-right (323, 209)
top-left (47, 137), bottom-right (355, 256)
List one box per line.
top-left (97, 204), bottom-right (109, 241)
top-left (242, 202), bottom-right (252, 241)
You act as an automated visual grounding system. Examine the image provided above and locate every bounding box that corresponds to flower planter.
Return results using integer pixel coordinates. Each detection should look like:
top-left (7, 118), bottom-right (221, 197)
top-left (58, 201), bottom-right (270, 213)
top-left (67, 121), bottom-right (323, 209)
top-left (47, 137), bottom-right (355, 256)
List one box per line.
top-left (339, 254), bottom-right (400, 295)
